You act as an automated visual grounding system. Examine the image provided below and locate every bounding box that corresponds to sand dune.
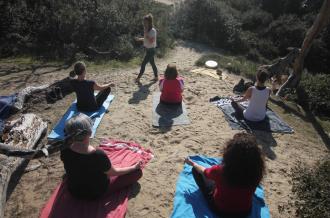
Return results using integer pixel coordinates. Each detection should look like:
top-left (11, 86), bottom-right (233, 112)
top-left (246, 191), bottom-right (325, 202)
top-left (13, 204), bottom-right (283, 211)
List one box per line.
top-left (1, 41), bottom-right (328, 218)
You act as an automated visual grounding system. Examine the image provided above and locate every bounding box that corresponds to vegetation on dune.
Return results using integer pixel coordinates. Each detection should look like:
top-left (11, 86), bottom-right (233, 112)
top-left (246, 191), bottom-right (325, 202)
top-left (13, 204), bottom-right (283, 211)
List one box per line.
top-left (173, 0), bottom-right (330, 74)
top-left (292, 156), bottom-right (330, 218)
top-left (195, 54), bottom-right (258, 81)
top-left (294, 73), bottom-right (330, 116)
top-left (0, 0), bottom-right (174, 61)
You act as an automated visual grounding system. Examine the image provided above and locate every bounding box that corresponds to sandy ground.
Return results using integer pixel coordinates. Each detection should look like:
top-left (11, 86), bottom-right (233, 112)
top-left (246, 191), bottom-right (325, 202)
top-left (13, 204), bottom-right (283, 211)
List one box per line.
top-left (0, 40), bottom-right (329, 218)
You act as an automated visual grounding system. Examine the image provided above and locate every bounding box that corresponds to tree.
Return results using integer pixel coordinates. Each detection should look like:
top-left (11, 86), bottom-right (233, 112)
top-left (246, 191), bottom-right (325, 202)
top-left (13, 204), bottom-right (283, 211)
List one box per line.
top-left (277, 0), bottom-right (330, 96)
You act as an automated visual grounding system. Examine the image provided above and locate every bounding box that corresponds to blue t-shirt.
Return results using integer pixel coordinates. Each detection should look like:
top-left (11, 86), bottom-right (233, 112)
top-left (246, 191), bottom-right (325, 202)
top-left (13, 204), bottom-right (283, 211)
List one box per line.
top-left (70, 79), bottom-right (97, 112)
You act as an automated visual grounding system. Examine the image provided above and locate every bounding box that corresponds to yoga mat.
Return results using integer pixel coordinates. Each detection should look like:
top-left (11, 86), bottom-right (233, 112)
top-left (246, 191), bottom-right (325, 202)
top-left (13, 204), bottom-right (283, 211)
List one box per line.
top-left (211, 97), bottom-right (294, 133)
top-left (152, 92), bottom-right (190, 127)
top-left (171, 155), bottom-right (270, 218)
top-left (40, 140), bottom-right (153, 218)
top-left (48, 95), bottom-right (114, 140)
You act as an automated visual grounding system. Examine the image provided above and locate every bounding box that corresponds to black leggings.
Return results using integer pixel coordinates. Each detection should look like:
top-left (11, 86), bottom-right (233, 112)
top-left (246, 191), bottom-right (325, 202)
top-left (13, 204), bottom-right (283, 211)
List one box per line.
top-left (192, 168), bottom-right (251, 218)
top-left (96, 87), bottom-right (111, 108)
top-left (160, 99), bottom-right (182, 106)
top-left (192, 168), bottom-right (218, 212)
top-left (138, 48), bottom-right (158, 78)
top-left (231, 101), bottom-right (245, 120)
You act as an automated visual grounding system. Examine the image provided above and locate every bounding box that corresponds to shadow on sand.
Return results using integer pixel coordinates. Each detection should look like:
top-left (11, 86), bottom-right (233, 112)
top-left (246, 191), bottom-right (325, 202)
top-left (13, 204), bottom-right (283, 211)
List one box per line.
top-left (270, 97), bottom-right (330, 149)
top-left (252, 130), bottom-right (277, 160)
top-left (128, 81), bottom-right (157, 104)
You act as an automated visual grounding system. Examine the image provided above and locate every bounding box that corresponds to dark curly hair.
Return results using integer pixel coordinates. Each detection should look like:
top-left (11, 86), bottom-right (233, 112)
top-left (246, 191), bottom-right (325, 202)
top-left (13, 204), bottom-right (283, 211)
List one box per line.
top-left (222, 133), bottom-right (265, 187)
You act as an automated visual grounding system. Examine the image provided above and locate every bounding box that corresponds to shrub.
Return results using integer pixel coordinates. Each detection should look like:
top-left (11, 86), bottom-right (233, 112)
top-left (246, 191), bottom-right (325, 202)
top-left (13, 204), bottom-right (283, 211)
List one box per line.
top-left (172, 0), bottom-right (247, 53)
top-left (291, 155), bottom-right (330, 218)
top-left (241, 9), bottom-right (273, 31)
top-left (297, 73), bottom-right (330, 116)
top-left (265, 15), bottom-right (307, 55)
top-left (0, 0), bottom-right (174, 60)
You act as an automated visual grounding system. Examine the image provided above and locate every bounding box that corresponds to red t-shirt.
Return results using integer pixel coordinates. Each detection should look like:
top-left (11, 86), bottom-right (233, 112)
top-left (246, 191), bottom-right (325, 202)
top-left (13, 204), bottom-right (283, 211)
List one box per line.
top-left (204, 165), bottom-right (256, 214)
top-left (159, 77), bottom-right (184, 103)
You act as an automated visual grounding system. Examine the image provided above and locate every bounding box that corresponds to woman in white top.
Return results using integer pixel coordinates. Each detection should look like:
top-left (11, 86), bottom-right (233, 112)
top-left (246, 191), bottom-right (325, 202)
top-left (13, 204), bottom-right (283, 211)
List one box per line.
top-left (135, 13), bottom-right (158, 83)
top-left (231, 70), bottom-right (271, 122)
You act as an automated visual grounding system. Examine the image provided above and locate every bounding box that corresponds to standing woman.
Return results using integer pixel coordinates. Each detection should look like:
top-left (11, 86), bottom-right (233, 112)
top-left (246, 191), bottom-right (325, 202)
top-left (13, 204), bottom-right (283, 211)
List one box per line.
top-left (136, 13), bottom-right (158, 83)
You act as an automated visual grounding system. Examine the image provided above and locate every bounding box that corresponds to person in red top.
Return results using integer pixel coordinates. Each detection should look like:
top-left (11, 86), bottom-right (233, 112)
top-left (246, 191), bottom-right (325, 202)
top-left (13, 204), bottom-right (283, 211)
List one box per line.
top-left (185, 133), bottom-right (265, 217)
top-left (159, 64), bottom-right (184, 105)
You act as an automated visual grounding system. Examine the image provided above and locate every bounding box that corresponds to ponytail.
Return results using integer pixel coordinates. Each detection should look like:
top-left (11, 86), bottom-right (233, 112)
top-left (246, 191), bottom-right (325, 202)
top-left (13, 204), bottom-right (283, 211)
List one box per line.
top-left (72, 61), bottom-right (86, 76)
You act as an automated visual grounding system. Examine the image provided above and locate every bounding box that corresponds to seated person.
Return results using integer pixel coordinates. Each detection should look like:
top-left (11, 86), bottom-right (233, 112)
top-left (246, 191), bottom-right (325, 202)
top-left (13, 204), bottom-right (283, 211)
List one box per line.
top-left (159, 64), bottom-right (184, 105)
top-left (231, 69), bottom-right (271, 121)
top-left (185, 133), bottom-right (265, 217)
top-left (61, 113), bottom-right (142, 200)
top-left (70, 61), bottom-right (114, 112)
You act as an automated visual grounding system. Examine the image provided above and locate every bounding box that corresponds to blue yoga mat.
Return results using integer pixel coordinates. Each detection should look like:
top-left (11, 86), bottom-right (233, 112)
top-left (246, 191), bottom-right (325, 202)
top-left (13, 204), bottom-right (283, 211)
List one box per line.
top-left (48, 95), bottom-right (114, 140)
top-left (171, 155), bottom-right (270, 218)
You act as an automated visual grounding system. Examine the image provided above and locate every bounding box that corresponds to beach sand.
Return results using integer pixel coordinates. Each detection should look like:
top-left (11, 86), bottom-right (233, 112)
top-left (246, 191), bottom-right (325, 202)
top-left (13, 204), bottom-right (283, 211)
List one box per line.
top-left (1, 41), bottom-right (328, 218)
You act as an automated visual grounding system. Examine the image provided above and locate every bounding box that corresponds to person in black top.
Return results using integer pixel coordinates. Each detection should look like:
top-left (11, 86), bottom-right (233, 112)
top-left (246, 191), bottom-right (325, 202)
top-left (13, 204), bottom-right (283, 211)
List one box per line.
top-left (61, 113), bottom-right (142, 200)
top-left (69, 61), bottom-right (115, 112)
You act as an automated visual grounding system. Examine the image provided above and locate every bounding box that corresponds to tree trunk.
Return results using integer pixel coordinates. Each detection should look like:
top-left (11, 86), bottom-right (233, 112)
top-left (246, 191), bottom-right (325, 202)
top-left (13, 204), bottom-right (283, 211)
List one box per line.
top-left (277, 0), bottom-right (330, 96)
top-left (0, 114), bottom-right (47, 217)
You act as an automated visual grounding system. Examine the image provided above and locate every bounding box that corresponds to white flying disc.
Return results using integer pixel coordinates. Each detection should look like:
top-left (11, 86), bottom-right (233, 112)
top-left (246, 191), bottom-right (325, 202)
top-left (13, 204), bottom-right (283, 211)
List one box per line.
top-left (205, 60), bottom-right (218, 69)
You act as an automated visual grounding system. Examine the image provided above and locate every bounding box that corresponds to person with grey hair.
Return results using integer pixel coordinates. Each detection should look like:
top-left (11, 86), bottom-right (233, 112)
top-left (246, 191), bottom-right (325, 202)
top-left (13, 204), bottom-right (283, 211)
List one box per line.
top-left (70, 61), bottom-right (115, 112)
top-left (60, 113), bottom-right (142, 200)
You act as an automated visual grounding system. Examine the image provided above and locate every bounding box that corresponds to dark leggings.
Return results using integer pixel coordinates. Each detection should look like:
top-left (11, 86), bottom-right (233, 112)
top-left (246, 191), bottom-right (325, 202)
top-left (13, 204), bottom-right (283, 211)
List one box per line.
top-left (138, 48), bottom-right (158, 78)
top-left (108, 169), bottom-right (142, 192)
top-left (192, 168), bottom-right (218, 212)
top-left (231, 101), bottom-right (245, 120)
top-left (96, 87), bottom-right (111, 108)
top-left (192, 168), bottom-right (251, 218)
top-left (160, 99), bottom-right (182, 106)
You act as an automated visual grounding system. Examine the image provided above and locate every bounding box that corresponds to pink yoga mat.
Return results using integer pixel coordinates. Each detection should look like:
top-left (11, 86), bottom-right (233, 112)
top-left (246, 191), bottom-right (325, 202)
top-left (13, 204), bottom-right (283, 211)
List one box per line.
top-left (40, 140), bottom-right (153, 218)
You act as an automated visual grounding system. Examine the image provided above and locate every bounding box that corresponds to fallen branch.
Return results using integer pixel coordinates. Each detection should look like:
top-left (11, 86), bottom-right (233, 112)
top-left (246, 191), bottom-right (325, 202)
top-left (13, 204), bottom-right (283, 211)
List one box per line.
top-left (0, 114), bottom-right (47, 217)
top-left (0, 129), bottom-right (87, 159)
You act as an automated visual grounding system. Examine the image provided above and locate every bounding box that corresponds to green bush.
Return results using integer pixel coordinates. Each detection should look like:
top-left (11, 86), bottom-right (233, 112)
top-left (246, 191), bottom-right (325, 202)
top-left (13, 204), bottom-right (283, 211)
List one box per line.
top-left (241, 9), bottom-right (273, 31)
top-left (0, 0), bottom-right (174, 60)
top-left (292, 155), bottom-right (330, 218)
top-left (172, 0), bottom-right (247, 53)
top-left (265, 15), bottom-right (307, 55)
top-left (297, 73), bottom-right (330, 116)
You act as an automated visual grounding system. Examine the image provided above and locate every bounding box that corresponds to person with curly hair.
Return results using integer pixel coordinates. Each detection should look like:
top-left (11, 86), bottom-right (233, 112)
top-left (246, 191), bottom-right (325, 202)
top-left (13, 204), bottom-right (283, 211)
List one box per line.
top-left (185, 133), bottom-right (265, 217)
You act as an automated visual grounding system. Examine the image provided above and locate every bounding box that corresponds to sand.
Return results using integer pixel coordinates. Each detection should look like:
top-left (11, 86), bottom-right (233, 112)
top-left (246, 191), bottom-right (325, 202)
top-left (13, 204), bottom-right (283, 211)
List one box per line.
top-left (0, 40), bottom-right (328, 218)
